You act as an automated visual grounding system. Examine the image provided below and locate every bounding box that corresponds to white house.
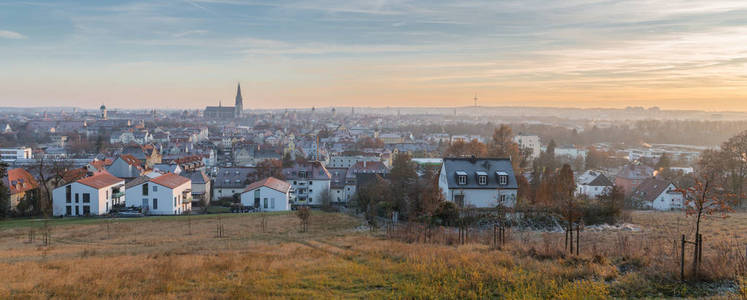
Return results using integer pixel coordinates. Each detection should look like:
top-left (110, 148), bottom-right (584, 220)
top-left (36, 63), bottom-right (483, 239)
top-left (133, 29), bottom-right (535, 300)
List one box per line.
top-left (282, 161), bottom-right (331, 206)
top-left (513, 134), bottom-right (541, 159)
top-left (240, 177), bottom-right (292, 211)
top-left (575, 170), bottom-right (614, 199)
top-left (631, 178), bottom-right (684, 211)
top-left (438, 157), bottom-right (518, 208)
top-left (52, 172), bottom-right (125, 216)
top-left (124, 173), bottom-right (192, 215)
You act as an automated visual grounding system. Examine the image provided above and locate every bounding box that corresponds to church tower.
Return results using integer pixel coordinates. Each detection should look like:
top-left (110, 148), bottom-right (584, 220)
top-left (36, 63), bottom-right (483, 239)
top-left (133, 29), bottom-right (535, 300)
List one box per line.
top-left (235, 83), bottom-right (243, 118)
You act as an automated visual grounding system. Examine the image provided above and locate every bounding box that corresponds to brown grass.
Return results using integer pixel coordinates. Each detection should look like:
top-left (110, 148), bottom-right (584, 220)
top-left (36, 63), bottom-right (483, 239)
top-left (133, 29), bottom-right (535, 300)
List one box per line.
top-left (0, 211), bottom-right (744, 298)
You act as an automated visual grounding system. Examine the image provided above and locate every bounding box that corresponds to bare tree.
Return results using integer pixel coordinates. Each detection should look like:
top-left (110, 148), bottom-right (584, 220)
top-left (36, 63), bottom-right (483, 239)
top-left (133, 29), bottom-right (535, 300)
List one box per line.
top-left (677, 170), bottom-right (736, 277)
top-left (32, 156), bottom-right (73, 216)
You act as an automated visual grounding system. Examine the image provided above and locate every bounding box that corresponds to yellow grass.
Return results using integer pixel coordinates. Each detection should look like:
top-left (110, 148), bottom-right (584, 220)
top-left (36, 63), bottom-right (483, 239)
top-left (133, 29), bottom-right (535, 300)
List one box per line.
top-left (0, 211), bottom-right (744, 298)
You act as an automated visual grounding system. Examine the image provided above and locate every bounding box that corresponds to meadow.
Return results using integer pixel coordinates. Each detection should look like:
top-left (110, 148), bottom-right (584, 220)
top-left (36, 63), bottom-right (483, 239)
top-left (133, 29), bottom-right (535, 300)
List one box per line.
top-left (0, 211), bottom-right (744, 298)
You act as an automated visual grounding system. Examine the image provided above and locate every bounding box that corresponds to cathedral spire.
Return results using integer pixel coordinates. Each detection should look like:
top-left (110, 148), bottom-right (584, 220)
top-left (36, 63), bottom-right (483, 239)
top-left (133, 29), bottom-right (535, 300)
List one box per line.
top-left (235, 82), bottom-right (243, 117)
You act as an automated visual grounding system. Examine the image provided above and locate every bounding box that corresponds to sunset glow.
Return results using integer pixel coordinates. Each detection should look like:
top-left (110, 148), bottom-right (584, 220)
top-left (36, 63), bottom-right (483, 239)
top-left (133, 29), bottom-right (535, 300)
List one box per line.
top-left (1, 0), bottom-right (746, 110)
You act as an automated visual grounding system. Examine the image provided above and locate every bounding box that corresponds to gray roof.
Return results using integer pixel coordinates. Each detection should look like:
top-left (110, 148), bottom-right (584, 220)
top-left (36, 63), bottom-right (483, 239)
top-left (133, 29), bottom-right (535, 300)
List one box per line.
top-left (441, 157), bottom-right (518, 189)
top-left (183, 170), bottom-right (209, 184)
top-left (214, 167), bottom-right (256, 188)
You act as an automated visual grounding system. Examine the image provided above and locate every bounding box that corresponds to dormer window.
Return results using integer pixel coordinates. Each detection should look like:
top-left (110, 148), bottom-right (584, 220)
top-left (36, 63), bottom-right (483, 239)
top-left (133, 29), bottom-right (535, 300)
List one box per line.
top-left (456, 171), bottom-right (468, 185)
top-left (476, 171), bottom-right (488, 185)
top-left (496, 171), bottom-right (509, 185)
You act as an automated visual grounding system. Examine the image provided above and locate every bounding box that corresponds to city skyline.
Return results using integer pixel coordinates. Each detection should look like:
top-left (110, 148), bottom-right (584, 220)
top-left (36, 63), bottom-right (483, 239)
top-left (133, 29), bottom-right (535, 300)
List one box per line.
top-left (2, 0), bottom-right (747, 111)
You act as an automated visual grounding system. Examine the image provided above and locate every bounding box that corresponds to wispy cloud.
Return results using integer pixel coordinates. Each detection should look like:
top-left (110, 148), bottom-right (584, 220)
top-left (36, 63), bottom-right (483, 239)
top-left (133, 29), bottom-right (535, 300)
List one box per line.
top-left (0, 29), bottom-right (26, 39)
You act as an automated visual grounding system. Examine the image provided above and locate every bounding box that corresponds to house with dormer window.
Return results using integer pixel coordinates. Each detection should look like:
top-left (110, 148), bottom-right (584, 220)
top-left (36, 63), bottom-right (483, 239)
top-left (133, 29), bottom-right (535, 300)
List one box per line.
top-left (437, 157), bottom-right (518, 208)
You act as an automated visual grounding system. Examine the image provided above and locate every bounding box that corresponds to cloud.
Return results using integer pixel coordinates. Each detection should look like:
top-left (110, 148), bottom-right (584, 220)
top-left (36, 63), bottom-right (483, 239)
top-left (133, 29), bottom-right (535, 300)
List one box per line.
top-left (0, 30), bottom-right (26, 39)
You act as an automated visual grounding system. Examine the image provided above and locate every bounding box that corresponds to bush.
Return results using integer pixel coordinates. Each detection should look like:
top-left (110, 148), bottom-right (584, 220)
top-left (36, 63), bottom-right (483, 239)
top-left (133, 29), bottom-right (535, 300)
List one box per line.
top-left (433, 201), bottom-right (458, 226)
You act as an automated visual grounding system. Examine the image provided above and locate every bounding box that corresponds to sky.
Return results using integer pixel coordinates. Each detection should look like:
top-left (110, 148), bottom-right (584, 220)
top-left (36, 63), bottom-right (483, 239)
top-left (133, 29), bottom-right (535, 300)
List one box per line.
top-left (1, 0), bottom-right (747, 111)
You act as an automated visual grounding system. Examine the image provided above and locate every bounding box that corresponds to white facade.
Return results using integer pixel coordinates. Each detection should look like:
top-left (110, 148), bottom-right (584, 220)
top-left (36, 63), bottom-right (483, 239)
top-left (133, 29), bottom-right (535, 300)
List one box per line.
top-left (437, 164), bottom-right (517, 208)
top-left (576, 184), bottom-right (611, 199)
top-left (52, 181), bottom-right (124, 216)
top-left (646, 184), bottom-right (685, 211)
top-left (327, 155), bottom-right (380, 168)
top-left (513, 135), bottom-right (541, 159)
top-left (125, 180), bottom-right (192, 215)
top-left (289, 179), bottom-right (330, 206)
top-left (240, 186), bottom-right (291, 211)
top-left (0, 147), bottom-right (33, 162)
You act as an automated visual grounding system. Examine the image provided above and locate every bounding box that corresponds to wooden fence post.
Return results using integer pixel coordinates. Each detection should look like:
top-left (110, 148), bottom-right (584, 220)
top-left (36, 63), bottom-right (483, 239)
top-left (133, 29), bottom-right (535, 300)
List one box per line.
top-left (681, 234), bottom-right (685, 281)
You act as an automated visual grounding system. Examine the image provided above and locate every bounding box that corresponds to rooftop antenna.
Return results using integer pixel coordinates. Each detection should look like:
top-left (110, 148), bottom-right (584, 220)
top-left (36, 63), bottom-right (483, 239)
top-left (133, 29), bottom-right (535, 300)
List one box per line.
top-left (473, 93), bottom-right (478, 107)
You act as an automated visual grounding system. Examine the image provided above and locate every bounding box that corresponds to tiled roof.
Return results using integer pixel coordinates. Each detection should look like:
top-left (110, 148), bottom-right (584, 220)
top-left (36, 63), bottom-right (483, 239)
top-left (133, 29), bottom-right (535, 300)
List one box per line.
top-left (3, 168), bottom-right (39, 194)
top-left (632, 178), bottom-right (676, 203)
top-left (120, 154), bottom-right (143, 167)
top-left (243, 177), bottom-right (291, 194)
top-left (150, 172), bottom-right (190, 189)
top-left (77, 173), bottom-right (124, 189)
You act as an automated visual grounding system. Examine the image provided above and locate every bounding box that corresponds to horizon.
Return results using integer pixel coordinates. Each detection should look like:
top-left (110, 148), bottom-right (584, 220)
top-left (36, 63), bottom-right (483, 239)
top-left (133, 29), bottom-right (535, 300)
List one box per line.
top-left (2, 1), bottom-right (747, 110)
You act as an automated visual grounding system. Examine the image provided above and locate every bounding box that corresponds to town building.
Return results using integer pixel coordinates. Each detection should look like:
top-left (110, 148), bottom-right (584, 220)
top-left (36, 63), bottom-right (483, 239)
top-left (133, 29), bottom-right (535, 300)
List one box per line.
top-left (631, 178), bottom-right (684, 210)
top-left (438, 157), bottom-right (518, 208)
top-left (204, 83), bottom-right (244, 119)
top-left (124, 173), bottom-right (192, 215)
top-left (282, 161), bottom-right (331, 206)
top-left (0, 147), bottom-right (33, 163)
top-left (240, 177), bottom-right (292, 211)
top-left (52, 173), bottom-right (125, 216)
top-left (513, 134), bottom-right (541, 159)
top-left (575, 170), bottom-right (614, 199)
top-left (2, 168), bottom-right (39, 212)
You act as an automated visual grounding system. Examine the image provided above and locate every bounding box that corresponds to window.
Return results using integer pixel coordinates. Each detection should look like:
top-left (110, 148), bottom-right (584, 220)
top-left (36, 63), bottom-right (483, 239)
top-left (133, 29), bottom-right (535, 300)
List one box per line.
top-left (83, 205), bottom-right (90, 215)
top-left (66, 185), bottom-right (71, 203)
top-left (66, 206), bottom-right (71, 216)
top-left (478, 176), bottom-right (487, 185)
top-left (75, 193), bottom-right (79, 203)
top-left (153, 198), bottom-right (158, 210)
top-left (82, 193), bottom-right (90, 203)
top-left (174, 196), bottom-right (177, 207)
top-left (500, 194), bottom-right (507, 203)
top-left (153, 185), bottom-right (158, 192)
top-left (264, 198), bottom-right (268, 209)
top-left (456, 171), bottom-right (468, 185)
top-left (499, 175), bottom-right (508, 185)
top-left (454, 194), bottom-right (465, 207)
top-left (270, 198), bottom-right (275, 209)
top-left (106, 190), bottom-right (109, 200)
top-left (143, 183), bottom-right (149, 196)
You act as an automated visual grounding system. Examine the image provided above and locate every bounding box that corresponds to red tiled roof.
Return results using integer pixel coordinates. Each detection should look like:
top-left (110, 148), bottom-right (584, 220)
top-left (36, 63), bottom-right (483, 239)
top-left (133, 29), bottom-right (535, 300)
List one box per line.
top-left (4, 168), bottom-right (39, 195)
top-left (63, 167), bottom-right (89, 183)
top-left (150, 172), bottom-right (190, 189)
top-left (243, 177), bottom-right (290, 194)
top-left (120, 154), bottom-right (143, 166)
top-left (88, 159), bottom-right (113, 171)
top-left (77, 173), bottom-right (124, 189)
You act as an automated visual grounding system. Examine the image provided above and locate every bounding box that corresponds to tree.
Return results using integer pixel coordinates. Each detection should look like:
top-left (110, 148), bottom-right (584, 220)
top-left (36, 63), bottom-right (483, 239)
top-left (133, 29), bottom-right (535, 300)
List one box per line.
top-left (31, 157), bottom-right (72, 216)
top-left (677, 169), bottom-right (736, 277)
top-left (320, 187), bottom-right (334, 212)
top-left (718, 132), bottom-right (747, 207)
top-left (655, 153), bottom-right (672, 171)
top-left (0, 162), bottom-right (10, 218)
top-left (255, 159), bottom-right (284, 181)
top-left (554, 164), bottom-right (580, 254)
top-left (389, 152), bottom-right (418, 218)
top-left (488, 125), bottom-right (528, 170)
top-left (444, 139), bottom-right (487, 157)
top-left (410, 166), bottom-right (444, 217)
top-left (354, 175), bottom-right (391, 228)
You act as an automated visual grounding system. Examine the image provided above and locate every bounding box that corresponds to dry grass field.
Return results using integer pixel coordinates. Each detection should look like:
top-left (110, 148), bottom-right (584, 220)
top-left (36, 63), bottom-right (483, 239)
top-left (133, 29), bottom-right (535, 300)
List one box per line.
top-left (0, 211), bottom-right (745, 299)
